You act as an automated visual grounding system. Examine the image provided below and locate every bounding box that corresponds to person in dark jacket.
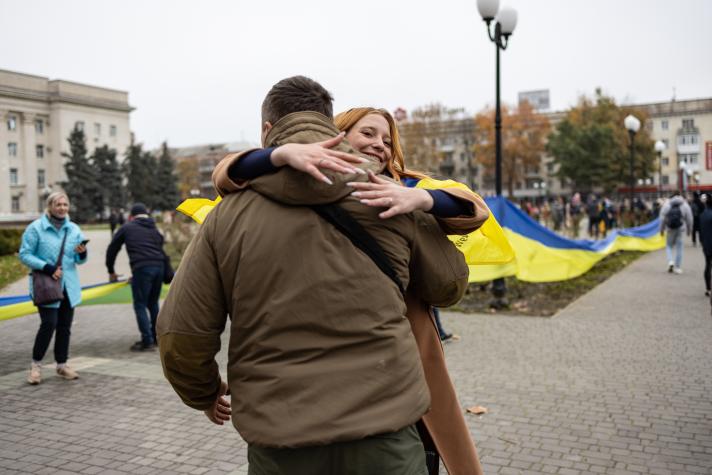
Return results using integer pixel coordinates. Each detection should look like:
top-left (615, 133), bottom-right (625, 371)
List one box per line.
top-left (698, 194), bottom-right (712, 297)
top-left (691, 191), bottom-right (704, 247)
top-left (106, 203), bottom-right (166, 351)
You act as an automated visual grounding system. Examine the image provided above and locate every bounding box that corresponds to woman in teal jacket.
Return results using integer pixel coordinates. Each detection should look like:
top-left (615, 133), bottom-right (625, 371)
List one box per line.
top-left (19, 192), bottom-right (88, 385)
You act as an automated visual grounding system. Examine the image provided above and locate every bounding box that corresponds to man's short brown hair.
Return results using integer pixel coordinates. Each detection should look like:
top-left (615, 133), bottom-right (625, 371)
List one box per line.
top-left (261, 76), bottom-right (334, 125)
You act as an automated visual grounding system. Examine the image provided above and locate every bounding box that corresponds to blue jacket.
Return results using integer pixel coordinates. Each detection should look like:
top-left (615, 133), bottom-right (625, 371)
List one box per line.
top-left (19, 214), bottom-right (87, 308)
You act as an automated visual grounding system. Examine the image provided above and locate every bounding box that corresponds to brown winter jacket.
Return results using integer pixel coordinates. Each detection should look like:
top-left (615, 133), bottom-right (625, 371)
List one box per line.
top-left (211, 111), bottom-right (485, 474)
top-left (157, 111), bottom-right (470, 449)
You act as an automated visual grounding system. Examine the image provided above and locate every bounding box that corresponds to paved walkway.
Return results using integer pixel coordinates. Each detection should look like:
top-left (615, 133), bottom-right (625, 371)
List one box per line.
top-left (0, 241), bottom-right (710, 474)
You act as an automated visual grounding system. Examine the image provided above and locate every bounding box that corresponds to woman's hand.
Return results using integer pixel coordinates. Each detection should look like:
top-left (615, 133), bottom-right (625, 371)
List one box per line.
top-left (348, 171), bottom-right (434, 219)
top-left (271, 132), bottom-right (369, 185)
top-left (75, 244), bottom-right (86, 254)
top-left (52, 267), bottom-right (63, 281)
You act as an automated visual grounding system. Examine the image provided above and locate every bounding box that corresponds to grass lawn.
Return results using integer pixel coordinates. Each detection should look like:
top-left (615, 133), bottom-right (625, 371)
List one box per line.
top-left (0, 255), bottom-right (26, 292)
top-left (452, 251), bottom-right (645, 317)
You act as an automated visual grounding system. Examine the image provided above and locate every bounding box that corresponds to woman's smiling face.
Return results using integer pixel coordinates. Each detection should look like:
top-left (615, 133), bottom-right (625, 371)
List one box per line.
top-left (344, 113), bottom-right (393, 165)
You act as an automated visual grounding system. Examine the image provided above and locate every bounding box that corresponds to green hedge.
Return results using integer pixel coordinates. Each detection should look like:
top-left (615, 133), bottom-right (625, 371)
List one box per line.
top-left (0, 229), bottom-right (23, 256)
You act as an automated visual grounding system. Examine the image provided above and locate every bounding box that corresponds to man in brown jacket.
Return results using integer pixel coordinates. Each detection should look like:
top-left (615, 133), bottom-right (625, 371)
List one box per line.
top-left (157, 76), bottom-right (469, 474)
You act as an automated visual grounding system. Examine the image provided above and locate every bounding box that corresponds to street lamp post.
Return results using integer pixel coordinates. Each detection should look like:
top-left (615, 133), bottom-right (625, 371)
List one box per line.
top-left (624, 114), bottom-right (641, 223)
top-left (654, 140), bottom-right (666, 198)
top-left (477, 0), bottom-right (517, 309)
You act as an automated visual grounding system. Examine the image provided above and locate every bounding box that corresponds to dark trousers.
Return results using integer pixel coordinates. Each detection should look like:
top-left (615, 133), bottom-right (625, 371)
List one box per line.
top-left (32, 292), bottom-right (74, 364)
top-left (693, 220), bottom-right (700, 245)
top-left (130, 265), bottom-right (163, 345)
top-left (432, 307), bottom-right (449, 340)
top-left (704, 251), bottom-right (712, 292)
top-left (247, 425), bottom-right (427, 475)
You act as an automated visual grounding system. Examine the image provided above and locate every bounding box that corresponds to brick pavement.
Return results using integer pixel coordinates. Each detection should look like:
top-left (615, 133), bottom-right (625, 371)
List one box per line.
top-left (0, 242), bottom-right (710, 474)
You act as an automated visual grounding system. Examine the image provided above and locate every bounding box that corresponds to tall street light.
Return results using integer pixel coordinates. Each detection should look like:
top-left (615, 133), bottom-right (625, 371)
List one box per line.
top-left (654, 140), bottom-right (666, 198)
top-left (624, 114), bottom-right (641, 222)
top-left (477, 0), bottom-right (518, 309)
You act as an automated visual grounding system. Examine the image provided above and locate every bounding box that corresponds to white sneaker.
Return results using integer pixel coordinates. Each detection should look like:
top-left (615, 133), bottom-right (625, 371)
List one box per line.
top-left (27, 362), bottom-right (41, 385)
top-left (56, 365), bottom-right (79, 380)
top-left (667, 262), bottom-right (674, 273)
top-left (673, 267), bottom-right (683, 275)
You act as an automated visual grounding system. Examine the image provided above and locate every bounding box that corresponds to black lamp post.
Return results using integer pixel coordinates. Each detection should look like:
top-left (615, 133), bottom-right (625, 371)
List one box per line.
top-left (624, 114), bottom-right (640, 223)
top-left (477, 0), bottom-right (517, 309)
top-left (654, 140), bottom-right (666, 198)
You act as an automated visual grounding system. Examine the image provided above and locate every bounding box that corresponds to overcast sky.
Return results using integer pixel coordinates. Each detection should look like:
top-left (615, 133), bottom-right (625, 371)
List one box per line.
top-left (1, 0), bottom-right (711, 149)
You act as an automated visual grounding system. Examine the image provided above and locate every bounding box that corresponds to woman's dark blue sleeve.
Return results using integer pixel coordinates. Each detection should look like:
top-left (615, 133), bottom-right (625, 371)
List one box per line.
top-left (227, 148), bottom-right (279, 181)
top-left (426, 190), bottom-right (473, 218)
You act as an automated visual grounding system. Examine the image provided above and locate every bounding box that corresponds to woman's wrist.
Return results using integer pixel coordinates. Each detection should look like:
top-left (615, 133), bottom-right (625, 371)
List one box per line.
top-left (270, 146), bottom-right (287, 167)
top-left (419, 189), bottom-right (434, 212)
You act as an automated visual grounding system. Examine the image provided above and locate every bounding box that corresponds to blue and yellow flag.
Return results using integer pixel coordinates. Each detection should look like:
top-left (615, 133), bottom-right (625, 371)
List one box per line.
top-left (0, 281), bottom-right (170, 321)
top-left (473, 196), bottom-right (665, 283)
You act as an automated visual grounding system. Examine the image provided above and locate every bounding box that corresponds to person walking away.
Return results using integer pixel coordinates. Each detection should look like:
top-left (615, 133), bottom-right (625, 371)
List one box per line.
top-left (19, 192), bottom-right (88, 384)
top-left (691, 191), bottom-right (704, 247)
top-left (699, 194), bottom-right (712, 297)
top-left (660, 193), bottom-right (694, 274)
top-left (587, 196), bottom-right (600, 239)
top-left (109, 209), bottom-right (119, 236)
top-left (552, 197), bottom-right (564, 232)
top-left (106, 203), bottom-right (167, 351)
top-left (570, 193), bottom-right (582, 238)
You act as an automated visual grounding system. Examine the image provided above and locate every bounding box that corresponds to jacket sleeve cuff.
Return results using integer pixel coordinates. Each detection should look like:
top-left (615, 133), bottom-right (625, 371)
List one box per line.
top-left (42, 264), bottom-right (57, 275)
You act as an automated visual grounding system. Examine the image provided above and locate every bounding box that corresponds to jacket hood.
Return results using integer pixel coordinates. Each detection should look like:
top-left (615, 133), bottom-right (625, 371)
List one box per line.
top-left (670, 196), bottom-right (686, 206)
top-left (133, 216), bottom-right (157, 228)
top-left (265, 111), bottom-right (345, 148)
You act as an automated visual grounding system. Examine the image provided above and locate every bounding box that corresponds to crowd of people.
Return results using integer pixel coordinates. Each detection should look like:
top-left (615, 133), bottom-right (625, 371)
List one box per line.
top-left (518, 191), bottom-right (706, 241)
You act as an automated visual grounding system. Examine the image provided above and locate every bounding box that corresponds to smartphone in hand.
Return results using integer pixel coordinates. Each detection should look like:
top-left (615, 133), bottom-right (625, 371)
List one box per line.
top-left (81, 239), bottom-right (90, 246)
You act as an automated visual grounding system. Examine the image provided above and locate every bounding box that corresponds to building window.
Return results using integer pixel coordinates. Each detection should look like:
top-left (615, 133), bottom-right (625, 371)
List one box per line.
top-left (662, 175), bottom-right (669, 185)
top-left (110, 125), bottom-right (117, 137)
top-left (11, 196), bottom-right (20, 213)
top-left (37, 169), bottom-right (45, 187)
top-left (662, 158), bottom-right (669, 166)
top-left (35, 119), bottom-right (44, 134)
top-left (691, 135), bottom-right (698, 145)
top-left (690, 154), bottom-right (699, 165)
top-left (75, 121), bottom-right (84, 132)
top-left (7, 116), bottom-right (17, 131)
top-left (9, 168), bottom-right (18, 185)
top-left (94, 123), bottom-right (101, 135)
top-left (661, 120), bottom-right (668, 130)
top-left (8, 142), bottom-right (17, 157)
top-left (36, 145), bottom-right (44, 158)
top-left (682, 118), bottom-right (694, 129)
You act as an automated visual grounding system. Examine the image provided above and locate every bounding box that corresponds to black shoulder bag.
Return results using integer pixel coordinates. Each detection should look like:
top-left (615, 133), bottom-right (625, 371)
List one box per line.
top-left (310, 203), bottom-right (405, 296)
top-left (32, 229), bottom-right (68, 306)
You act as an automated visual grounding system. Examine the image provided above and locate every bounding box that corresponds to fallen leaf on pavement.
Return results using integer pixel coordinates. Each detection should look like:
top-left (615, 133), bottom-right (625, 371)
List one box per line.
top-left (466, 405), bottom-right (488, 415)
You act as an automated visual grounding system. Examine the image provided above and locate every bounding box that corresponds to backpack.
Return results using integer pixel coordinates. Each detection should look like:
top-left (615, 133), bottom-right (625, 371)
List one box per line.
top-left (666, 202), bottom-right (683, 229)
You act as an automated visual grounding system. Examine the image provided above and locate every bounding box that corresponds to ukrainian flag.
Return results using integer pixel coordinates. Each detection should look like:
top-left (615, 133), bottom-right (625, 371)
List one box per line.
top-left (0, 281), bottom-right (170, 321)
top-left (472, 196), bottom-right (665, 283)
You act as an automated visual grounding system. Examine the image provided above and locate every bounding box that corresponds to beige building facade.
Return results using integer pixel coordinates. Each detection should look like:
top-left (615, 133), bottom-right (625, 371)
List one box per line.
top-left (0, 69), bottom-right (132, 221)
top-left (398, 97), bottom-right (712, 199)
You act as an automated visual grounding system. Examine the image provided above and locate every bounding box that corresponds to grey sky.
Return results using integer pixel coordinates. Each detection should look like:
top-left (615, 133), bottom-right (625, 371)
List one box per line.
top-left (2, 0), bottom-right (711, 150)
